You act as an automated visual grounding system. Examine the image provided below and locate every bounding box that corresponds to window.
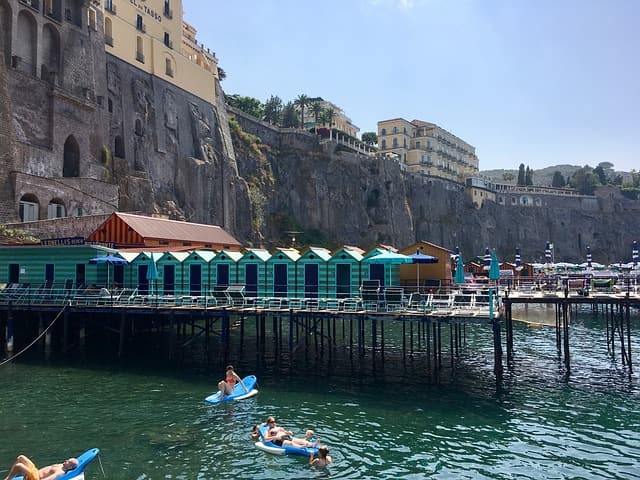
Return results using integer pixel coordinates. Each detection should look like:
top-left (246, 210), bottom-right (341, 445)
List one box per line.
top-left (165, 57), bottom-right (173, 77)
top-left (47, 200), bottom-right (65, 218)
top-left (163, 32), bottom-right (171, 48)
top-left (392, 126), bottom-right (397, 134)
top-left (427, 140), bottom-right (430, 149)
top-left (71, 206), bottom-right (84, 216)
top-left (88, 9), bottom-right (96, 30)
top-left (108, 97), bottom-right (113, 112)
top-left (381, 128), bottom-right (386, 135)
top-left (392, 138), bottom-right (398, 148)
top-left (104, 17), bottom-right (113, 46)
top-left (19, 196), bottom-right (39, 222)
top-left (136, 36), bottom-right (144, 62)
top-left (381, 139), bottom-right (386, 149)
top-left (416, 141), bottom-right (420, 149)
top-left (136, 14), bottom-right (144, 32)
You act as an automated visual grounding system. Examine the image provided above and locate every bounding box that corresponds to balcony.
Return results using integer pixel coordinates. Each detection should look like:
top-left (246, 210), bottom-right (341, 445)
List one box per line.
top-left (105, 1), bottom-right (116, 13)
top-left (136, 52), bottom-right (144, 63)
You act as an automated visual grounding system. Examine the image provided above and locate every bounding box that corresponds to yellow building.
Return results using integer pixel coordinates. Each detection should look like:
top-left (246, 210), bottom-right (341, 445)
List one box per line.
top-left (377, 118), bottom-right (479, 184)
top-left (303, 99), bottom-right (360, 138)
top-left (465, 177), bottom-right (497, 208)
top-left (102, 0), bottom-right (218, 104)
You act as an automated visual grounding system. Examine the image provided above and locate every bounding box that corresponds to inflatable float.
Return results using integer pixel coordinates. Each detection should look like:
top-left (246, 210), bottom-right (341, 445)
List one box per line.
top-left (254, 424), bottom-right (318, 457)
top-left (204, 375), bottom-right (258, 404)
top-left (13, 448), bottom-right (99, 480)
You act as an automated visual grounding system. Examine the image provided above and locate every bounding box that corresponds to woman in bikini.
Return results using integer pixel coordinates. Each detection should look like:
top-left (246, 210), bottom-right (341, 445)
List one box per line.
top-left (217, 365), bottom-right (247, 397)
top-left (263, 416), bottom-right (318, 448)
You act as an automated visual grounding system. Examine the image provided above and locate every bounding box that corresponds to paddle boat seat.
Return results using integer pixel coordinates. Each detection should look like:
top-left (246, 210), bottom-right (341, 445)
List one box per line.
top-left (13, 448), bottom-right (99, 480)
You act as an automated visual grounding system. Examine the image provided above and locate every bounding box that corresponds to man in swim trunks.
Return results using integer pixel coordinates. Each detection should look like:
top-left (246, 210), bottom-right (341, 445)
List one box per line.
top-left (4, 455), bottom-right (79, 480)
top-left (263, 417), bottom-right (318, 448)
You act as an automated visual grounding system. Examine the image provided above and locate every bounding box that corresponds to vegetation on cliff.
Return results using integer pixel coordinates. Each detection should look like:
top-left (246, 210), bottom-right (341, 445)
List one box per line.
top-left (0, 225), bottom-right (38, 244)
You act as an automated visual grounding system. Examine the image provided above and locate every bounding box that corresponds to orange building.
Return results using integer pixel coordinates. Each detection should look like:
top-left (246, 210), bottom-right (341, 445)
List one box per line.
top-left (87, 213), bottom-right (241, 250)
top-left (398, 241), bottom-right (453, 289)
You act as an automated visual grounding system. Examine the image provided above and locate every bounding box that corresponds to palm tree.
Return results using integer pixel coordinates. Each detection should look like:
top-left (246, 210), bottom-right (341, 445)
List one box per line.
top-left (311, 102), bottom-right (323, 130)
top-left (294, 94), bottom-right (309, 130)
top-left (324, 108), bottom-right (336, 140)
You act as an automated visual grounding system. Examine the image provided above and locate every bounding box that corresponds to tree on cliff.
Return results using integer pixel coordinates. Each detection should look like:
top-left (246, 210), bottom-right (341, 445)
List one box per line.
top-left (361, 132), bottom-right (378, 146)
top-left (569, 166), bottom-right (599, 195)
top-left (226, 94), bottom-right (264, 119)
top-left (281, 102), bottom-right (300, 128)
top-left (263, 95), bottom-right (283, 125)
top-left (311, 102), bottom-right (323, 128)
top-left (517, 164), bottom-right (526, 186)
top-left (552, 171), bottom-right (566, 187)
top-left (525, 166), bottom-right (533, 185)
top-left (294, 94), bottom-right (310, 129)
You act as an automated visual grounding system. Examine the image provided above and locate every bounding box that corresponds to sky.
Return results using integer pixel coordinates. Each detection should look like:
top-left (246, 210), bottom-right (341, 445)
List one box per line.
top-left (183, 0), bottom-right (639, 172)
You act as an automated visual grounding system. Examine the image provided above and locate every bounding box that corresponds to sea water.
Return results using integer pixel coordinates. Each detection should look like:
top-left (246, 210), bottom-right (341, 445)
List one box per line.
top-left (1, 306), bottom-right (639, 479)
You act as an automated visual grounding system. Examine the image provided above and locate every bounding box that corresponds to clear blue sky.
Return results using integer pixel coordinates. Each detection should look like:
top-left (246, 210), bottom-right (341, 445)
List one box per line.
top-left (184, 0), bottom-right (639, 172)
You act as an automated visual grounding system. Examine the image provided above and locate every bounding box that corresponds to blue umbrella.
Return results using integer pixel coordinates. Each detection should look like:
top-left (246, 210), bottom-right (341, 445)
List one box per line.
top-left (454, 254), bottom-right (466, 284)
top-left (89, 255), bottom-right (127, 287)
top-left (514, 248), bottom-right (522, 272)
top-left (633, 241), bottom-right (638, 269)
top-left (586, 246), bottom-right (593, 270)
top-left (489, 250), bottom-right (500, 281)
top-left (483, 247), bottom-right (491, 271)
top-left (409, 250), bottom-right (438, 288)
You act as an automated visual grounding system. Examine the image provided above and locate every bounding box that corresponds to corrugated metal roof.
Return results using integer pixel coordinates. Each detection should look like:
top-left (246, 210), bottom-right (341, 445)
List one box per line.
top-left (114, 213), bottom-right (241, 247)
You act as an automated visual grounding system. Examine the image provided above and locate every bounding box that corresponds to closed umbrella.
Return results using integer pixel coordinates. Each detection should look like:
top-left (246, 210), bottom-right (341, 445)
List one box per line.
top-left (488, 250), bottom-right (500, 320)
top-left (545, 242), bottom-right (553, 267)
top-left (515, 248), bottom-right (522, 272)
top-left (483, 247), bottom-right (491, 271)
top-left (633, 241), bottom-right (638, 269)
top-left (586, 246), bottom-right (593, 270)
top-left (454, 254), bottom-right (466, 284)
top-left (146, 253), bottom-right (159, 298)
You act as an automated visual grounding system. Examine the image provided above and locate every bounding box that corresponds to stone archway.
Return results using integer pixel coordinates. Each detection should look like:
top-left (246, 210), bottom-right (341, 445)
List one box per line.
top-left (63, 135), bottom-right (80, 177)
top-left (16, 9), bottom-right (37, 75)
top-left (42, 23), bottom-right (60, 83)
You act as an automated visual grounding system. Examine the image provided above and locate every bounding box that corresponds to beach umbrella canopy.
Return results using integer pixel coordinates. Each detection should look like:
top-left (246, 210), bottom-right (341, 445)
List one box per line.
top-left (146, 254), bottom-right (159, 296)
top-left (368, 250), bottom-right (413, 264)
top-left (515, 248), bottom-right (522, 271)
top-left (409, 250), bottom-right (438, 288)
top-left (586, 246), bottom-right (593, 270)
top-left (454, 255), bottom-right (466, 284)
top-left (483, 247), bottom-right (491, 271)
top-left (633, 241), bottom-right (638, 269)
top-left (489, 250), bottom-right (500, 281)
top-left (89, 255), bottom-right (127, 265)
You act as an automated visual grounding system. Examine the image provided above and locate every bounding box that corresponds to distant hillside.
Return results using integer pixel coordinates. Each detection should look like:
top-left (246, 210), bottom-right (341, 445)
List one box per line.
top-left (480, 165), bottom-right (582, 186)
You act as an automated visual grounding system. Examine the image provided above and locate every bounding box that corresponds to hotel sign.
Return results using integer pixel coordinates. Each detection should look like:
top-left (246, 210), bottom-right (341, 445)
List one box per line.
top-left (130, 0), bottom-right (163, 23)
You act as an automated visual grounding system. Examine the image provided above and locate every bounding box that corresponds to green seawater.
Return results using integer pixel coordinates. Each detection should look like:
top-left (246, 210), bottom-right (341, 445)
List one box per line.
top-left (1, 307), bottom-right (639, 479)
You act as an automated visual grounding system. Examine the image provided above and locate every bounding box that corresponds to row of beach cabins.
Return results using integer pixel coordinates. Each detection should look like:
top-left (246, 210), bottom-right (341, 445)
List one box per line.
top-left (0, 241), bottom-right (638, 315)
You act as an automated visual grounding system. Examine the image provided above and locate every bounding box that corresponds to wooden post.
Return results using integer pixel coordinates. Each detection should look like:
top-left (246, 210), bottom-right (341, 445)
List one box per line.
top-left (492, 317), bottom-right (503, 378)
top-left (562, 300), bottom-right (570, 371)
top-left (118, 312), bottom-right (126, 358)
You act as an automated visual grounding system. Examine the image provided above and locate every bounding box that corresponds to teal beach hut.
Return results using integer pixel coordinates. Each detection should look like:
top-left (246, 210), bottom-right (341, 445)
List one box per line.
top-left (362, 247), bottom-right (391, 287)
top-left (156, 251), bottom-right (189, 296)
top-left (266, 248), bottom-right (301, 298)
top-left (238, 248), bottom-right (271, 298)
top-left (0, 244), bottom-right (116, 292)
top-left (129, 252), bottom-right (162, 295)
top-left (296, 247), bottom-right (332, 299)
top-left (211, 250), bottom-right (243, 287)
top-left (328, 246), bottom-right (364, 298)
top-left (182, 250), bottom-right (216, 296)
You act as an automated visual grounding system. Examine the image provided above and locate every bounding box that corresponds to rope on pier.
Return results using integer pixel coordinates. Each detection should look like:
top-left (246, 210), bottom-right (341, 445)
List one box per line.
top-left (0, 304), bottom-right (67, 367)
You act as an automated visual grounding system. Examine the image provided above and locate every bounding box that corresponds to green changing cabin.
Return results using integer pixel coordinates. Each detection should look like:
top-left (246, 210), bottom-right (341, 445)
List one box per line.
top-left (328, 247), bottom-right (364, 298)
top-left (296, 247), bottom-right (332, 299)
top-left (238, 248), bottom-right (271, 298)
top-left (265, 248), bottom-right (301, 298)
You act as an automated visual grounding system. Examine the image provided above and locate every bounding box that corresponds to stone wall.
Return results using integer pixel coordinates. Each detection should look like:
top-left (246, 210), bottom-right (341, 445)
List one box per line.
top-left (3, 214), bottom-right (111, 241)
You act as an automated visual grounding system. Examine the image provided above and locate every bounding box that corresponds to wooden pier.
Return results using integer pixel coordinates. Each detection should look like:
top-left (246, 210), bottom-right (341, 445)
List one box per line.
top-left (1, 287), bottom-right (638, 378)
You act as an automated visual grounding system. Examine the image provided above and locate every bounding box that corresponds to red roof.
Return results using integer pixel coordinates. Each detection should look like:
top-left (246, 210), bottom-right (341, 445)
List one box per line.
top-left (90, 213), bottom-right (241, 247)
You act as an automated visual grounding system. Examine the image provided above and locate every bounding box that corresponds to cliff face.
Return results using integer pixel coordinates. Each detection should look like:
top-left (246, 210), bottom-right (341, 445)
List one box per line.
top-left (231, 113), bottom-right (640, 264)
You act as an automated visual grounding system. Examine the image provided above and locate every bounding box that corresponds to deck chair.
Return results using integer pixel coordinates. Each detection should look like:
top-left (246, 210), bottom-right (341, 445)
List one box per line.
top-left (211, 285), bottom-right (230, 306)
top-left (384, 287), bottom-right (405, 311)
top-left (225, 284), bottom-right (246, 307)
top-left (360, 280), bottom-right (381, 311)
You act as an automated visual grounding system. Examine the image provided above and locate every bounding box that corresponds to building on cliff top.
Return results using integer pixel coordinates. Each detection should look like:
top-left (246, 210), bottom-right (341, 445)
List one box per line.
top-left (377, 118), bottom-right (479, 184)
top-left (104, 0), bottom-right (219, 103)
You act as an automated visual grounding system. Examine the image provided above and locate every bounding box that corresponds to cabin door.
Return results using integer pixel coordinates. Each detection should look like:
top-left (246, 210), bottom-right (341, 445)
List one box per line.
top-left (336, 264), bottom-right (351, 298)
top-left (190, 264), bottom-right (201, 296)
top-left (304, 264), bottom-right (319, 298)
top-left (8, 264), bottom-right (19, 284)
top-left (274, 264), bottom-right (287, 297)
top-left (45, 264), bottom-right (54, 284)
top-left (217, 264), bottom-right (229, 286)
top-left (138, 265), bottom-right (149, 295)
top-left (113, 265), bottom-right (124, 288)
top-left (245, 264), bottom-right (258, 297)
top-left (369, 264), bottom-right (385, 286)
top-left (163, 265), bottom-right (175, 295)
top-left (75, 264), bottom-right (85, 288)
